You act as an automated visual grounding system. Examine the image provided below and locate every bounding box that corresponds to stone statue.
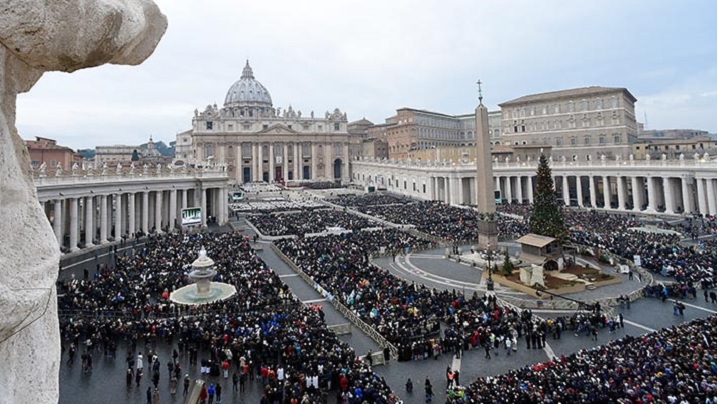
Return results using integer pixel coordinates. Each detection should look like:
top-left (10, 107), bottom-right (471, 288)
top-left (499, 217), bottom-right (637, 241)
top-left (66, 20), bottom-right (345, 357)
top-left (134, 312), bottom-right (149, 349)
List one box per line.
top-left (645, 153), bottom-right (651, 161)
top-left (130, 162), bottom-right (136, 174)
top-left (629, 154), bottom-right (634, 161)
top-left (0, 1), bottom-right (166, 402)
top-left (116, 162), bottom-right (123, 175)
top-left (679, 153), bottom-right (685, 161)
top-left (55, 162), bottom-right (63, 176)
top-left (71, 162), bottom-right (79, 175)
top-left (560, 155), bottom-right (566, 163)
top-left (694, 152), bottom-right (700, 160)
top-left (548, 156), bottom-right (553, 163)
top-left (38, 162), bottom-right (47, 177)
top-left (143, 163), bottom-right (149, 175)
top-left (102, 162), bottom-right (109, 175)
top-left (169, 163), bottom-right (176, 174)
top-left (600, 154), bottom-right (606, 162)
top-left (310, 111), bottom-right (314, 118)
top-left (703, 152), bottom-right (710, 160)
top-left (661, 153), bottom-right (667, 161)
top-left (156, 162), bottom-right (162, 175)
top-left (505, 156), bottom-right (510, 163)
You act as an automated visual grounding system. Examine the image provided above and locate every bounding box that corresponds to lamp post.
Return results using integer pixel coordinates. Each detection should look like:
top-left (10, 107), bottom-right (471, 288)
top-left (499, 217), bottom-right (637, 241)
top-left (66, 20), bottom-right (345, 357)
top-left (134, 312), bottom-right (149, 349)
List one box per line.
top-left (486, 242), bottom-right (494, 292)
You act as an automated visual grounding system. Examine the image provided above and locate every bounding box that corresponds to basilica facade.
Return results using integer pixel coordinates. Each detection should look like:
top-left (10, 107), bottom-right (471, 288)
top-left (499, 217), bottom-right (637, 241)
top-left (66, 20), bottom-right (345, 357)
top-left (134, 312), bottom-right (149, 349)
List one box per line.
top-left (177, 61), bottom-right (361, 184)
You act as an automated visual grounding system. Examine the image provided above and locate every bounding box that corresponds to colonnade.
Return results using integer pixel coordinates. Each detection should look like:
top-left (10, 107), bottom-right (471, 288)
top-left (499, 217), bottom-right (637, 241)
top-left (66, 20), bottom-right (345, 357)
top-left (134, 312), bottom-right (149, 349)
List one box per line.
top-left (42, 187), bottom-right (228, 252)
top-left (492, 174), bottom-right (717, 215)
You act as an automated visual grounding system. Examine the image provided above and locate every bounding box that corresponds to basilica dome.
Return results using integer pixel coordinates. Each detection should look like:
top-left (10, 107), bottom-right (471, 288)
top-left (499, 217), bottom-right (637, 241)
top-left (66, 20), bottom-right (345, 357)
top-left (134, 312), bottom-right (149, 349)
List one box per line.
top-left (223, 61), bottom-right (273, 109)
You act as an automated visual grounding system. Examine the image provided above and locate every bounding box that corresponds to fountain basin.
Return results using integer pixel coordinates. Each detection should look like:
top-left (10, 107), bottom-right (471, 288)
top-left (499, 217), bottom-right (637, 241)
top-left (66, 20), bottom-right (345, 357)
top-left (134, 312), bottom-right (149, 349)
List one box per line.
top-left (169, 282), bottom-right (237, 305)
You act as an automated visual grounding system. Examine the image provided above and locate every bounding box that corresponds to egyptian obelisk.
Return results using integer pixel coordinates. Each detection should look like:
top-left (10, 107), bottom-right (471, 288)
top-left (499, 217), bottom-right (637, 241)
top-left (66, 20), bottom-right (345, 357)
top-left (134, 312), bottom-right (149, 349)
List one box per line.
top-left (475, 80), bottom-right (498, 248)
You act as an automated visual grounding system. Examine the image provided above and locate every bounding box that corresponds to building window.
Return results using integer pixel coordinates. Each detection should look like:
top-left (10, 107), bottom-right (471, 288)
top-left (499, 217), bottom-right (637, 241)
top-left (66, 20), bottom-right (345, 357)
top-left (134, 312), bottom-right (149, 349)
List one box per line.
top-left (242, 124), bottom-right (250, 130)
top-left (302, 143), bottom-right (310, 156)
top-left (610, 97), bottom-right (618, 108)
top-left (206, 121), bottom-right (213, 130)
top-left (614, 135), bottom-right (621, 144)
top-left (571, 138), bottom-right (577, 145)
top-left (288, 125), bottom-right (292, 130)
top-left (205, 144), bottom-right (214, 157)
top-left (50, 160), bottom-right (57, 167)
top-left (228, 124), bottom-right (234, 131)
top-left (595, 99), bottom-right (603, 109)
top-left (554, 104), bottom-right (560, 114)
top-left (599, 136), bottom-right (605, 145)
top-left (31, 160), bottom-right (39, 167)
top-left (334, 123), bottom-right (340, 131)
top-left (555, 138), bottom-right (562, 146)
top-left (318, 125), bottom-right (323, 131)
top-left (303, 124), bottom-right (310, 130)
top-left (242, 143), bottom-right (251, 157)
top-left (263, 124), bottom-right (268, 130)
top-left (542, 106), bottom-right (547, 115)
top-left (567, 102), bottom-right (574, 112)
top-left (584, 137), bottom-right (591, 145)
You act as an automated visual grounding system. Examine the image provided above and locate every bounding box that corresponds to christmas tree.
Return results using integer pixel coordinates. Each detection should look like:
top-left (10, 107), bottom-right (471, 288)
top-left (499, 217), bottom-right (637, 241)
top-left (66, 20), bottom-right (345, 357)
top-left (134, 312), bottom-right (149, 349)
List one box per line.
top-left (529, 154), bottom-right (566, 239)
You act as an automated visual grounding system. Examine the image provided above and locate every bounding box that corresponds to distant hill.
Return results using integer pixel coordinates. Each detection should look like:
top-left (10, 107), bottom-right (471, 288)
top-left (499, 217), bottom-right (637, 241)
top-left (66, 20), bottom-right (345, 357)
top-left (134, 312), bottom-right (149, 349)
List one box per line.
top-left (77, 148), bottom-right (95, 159)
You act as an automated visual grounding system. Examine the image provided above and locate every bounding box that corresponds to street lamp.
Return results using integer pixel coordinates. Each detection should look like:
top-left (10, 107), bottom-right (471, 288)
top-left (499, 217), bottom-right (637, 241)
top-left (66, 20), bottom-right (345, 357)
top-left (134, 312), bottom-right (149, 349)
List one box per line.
top-left (486, 242), bottom-right (494, 292)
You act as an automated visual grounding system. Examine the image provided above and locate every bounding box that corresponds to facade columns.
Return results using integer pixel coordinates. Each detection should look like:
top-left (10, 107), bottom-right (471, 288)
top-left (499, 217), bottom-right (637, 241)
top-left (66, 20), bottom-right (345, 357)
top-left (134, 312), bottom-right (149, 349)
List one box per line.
top-left (681, 177), bottom-right (693, 214)
top-left (444, 177), bottom-right (450, 204)
top-left (576, 176), bottom-right (584, 207)
top-left (142, 191), bottom-right (150, 233)
top-left (295, 143), bottom-right (301, 180)
top-left (54, 199), bottom-right (64, 246)
top-left (269, 143), bottom-right (274, 182)
top-left (457, 176), bottom-right (464, 205)
top-left (169, 189), bottom-right (178, 230)
top-left (252, 143), bottom-right (259, 182)
top-left (562, 175), bottom-right (570, 206)
top-left (84, 196), bottom-right (94, 247)
top-left (128, 193), bottom-right (136, 237)
top-left (283, 143), bottom-right (289, 181)
top-left (181, 188), bottom-right (188, 210)
top-left (155, 190), bottom-right (163, 232)
top-left (527, 176), bottom-right (534, 204)
top-left (69, 197), bottom-right (79, 252)
top-left (311, 143), bottom-right (317, 180)
top-left (602, 176), bottom-right (611, 209)
top-left (631, 177), bottom-right (642, 212)
top-left (663, 177), bottom-right (675, 214)
top-left (495, 177), bottom-right (500, 191)
top-left (589, 176), bottom-right (597, 208)
top-left (616, 176), bottom-right (626, 210)
top-left (325, 143), bottom-right (332, 179)
top-left (257, 143), bottom-right (264, 182)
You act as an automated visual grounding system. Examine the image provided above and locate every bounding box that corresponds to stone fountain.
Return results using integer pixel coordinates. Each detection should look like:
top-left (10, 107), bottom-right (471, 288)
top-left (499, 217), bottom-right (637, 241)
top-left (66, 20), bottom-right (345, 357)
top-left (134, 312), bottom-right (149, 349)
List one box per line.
top-left (170, 247), bottom-right (237, 305)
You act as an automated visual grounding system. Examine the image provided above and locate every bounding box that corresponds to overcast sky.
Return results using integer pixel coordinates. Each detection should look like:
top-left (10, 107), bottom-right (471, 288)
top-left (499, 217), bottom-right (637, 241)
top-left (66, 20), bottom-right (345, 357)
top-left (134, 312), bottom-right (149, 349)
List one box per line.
top-left (15, 0), bottom-right (717, 150)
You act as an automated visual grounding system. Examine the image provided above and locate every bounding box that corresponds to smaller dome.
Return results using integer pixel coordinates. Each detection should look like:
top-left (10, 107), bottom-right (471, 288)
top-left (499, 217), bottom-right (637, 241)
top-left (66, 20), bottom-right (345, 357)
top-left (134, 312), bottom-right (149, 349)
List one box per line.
top-left (224, 60), bottom-right (273, 108)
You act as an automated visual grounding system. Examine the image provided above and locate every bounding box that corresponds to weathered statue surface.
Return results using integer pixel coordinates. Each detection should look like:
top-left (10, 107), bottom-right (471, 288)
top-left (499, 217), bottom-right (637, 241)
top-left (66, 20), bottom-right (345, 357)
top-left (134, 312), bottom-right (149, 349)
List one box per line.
top-left (0, 1), bottom-right (166, 402)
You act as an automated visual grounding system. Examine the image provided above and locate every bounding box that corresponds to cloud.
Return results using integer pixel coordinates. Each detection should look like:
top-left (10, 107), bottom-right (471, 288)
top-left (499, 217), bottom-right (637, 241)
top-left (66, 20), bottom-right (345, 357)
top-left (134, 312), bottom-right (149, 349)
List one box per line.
top-left (14, 0), bottom-right (717, 150)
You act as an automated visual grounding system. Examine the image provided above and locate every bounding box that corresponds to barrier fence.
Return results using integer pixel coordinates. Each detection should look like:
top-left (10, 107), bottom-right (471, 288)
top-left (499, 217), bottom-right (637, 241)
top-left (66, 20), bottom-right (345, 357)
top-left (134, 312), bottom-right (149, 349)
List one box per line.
top-left (270, 244), bottom-right (399, 360)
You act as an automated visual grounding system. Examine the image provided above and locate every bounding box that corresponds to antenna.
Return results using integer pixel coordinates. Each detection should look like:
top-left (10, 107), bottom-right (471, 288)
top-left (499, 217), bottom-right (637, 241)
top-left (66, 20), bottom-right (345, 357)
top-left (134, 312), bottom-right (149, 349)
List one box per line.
top-left (644, 110), bottom-right (648, 130)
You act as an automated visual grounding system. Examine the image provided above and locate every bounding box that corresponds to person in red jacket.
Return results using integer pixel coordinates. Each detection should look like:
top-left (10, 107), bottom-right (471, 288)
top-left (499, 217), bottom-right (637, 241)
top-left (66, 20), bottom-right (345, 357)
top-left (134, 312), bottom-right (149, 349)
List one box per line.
top-left (199, 383), bottom-right (208, 404)
top-left (339, 374), bottom-right (349, 392)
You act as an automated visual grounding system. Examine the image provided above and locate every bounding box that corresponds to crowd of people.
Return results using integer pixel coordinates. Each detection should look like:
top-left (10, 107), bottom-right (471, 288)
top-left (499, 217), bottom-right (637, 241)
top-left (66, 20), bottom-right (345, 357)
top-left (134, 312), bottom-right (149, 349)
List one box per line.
top-left (246, 209), bottom-right (380, 237)
top-left (229, 198), bottom-right (325, 214)
top-left (57, 231), bottom-right (401, 403)
top-left (447, 315), bottom-right (717, 403)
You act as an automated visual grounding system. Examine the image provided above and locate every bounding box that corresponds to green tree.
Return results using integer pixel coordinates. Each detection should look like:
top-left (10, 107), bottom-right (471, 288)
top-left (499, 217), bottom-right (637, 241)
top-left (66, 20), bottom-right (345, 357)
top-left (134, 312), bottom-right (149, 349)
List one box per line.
top-left (131, 149), bottom-right (140, 161)
top-left (502, 250), bottom-right (513, 275)
top-left (529, 154), bottom-right (566, 238)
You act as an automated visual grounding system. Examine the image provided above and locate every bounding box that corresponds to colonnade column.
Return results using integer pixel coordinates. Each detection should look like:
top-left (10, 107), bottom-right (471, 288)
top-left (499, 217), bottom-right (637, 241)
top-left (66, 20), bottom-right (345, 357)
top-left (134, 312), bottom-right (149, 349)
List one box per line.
top-left (100, 195), bottom-right (108, 244)
top-left (128, 193), bottom-right (136, 237)
top-left (142, 191), bottom-right (149, 233)
top-left (54, 199), bottom-right (64, 246)
top-left (294, 143), bottom-right (301, 180)
top-left (84, 196), bottom-right (94, 247)
top-left (602, 176), bottom-right (611, 209)
top-left (562, 176), bottom-right (570, 206)
top-left (515, 176), bottom-right (523, 204)
top-left (495, 177), bottom-right (500, 192)
top-left (589, 176), bottom-right (597, 208)
top-left (681, 178), bottom-right (693, 214)
top-left (696, 178), bottom-right (707, 215)
top-left (69, 198), bottom-right (79, 252)
top-left (663, 177), bottom-right (675, 214)
top-left (200, 188), bottom-right (208, 227)
top-left (457, 177), bottom-right (464, 205)
top-left (616, 176), bottom-right (626, 210)
top-left (631, 177), bottom-right (642, 212)
top-left (257, 143), bottom-right (263, 182)
top-left (576, 176), bottom-right (584, 207)
top-left (155, 190), bottom-right (163, 232)
top-left (169, 189), bottom-right (177, 230)
top-left (646, 177), bottom-right (656, 212)
top-left (527, 176), bottom-right (534, 204)
top-left (707, 179), bottom-right (717, 215)
top-left (114, 194), bottom-right (123, 240)
top-left (443, 177), bottom-right (450, 204)
top-left (325, 143), bottom-right (332, 179)
top-left (505, 177), bottom-right (513, 203)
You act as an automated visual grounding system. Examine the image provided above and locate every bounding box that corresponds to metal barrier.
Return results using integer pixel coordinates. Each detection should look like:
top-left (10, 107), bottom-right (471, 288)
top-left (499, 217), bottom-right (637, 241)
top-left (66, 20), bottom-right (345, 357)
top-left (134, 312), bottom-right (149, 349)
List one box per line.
top-left (270, 244), bottom-right (399, 360)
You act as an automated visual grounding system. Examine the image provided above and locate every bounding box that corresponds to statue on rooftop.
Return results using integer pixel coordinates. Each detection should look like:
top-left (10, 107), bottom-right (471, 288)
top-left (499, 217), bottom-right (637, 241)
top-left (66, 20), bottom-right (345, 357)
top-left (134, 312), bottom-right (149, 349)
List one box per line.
top-left (0, 1), bottom-right (166, 402)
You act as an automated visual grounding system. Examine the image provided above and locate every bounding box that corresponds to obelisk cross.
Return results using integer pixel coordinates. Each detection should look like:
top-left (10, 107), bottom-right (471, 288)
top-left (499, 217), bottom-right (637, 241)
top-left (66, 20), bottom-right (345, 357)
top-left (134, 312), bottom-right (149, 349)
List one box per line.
top-left (477, 79), bottom-right (483, 105)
